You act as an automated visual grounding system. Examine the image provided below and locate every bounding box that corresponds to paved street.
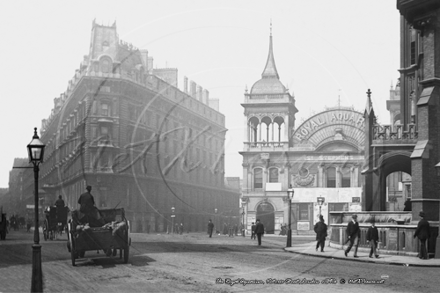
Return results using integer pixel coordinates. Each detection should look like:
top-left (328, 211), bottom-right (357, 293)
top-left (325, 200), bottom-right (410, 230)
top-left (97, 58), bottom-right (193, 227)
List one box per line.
top-left (0, 229), bottom-right (438, 292)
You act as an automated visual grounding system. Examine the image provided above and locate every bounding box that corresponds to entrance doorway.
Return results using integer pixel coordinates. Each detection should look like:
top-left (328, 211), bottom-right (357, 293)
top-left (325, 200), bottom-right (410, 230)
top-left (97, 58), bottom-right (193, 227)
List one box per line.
top-left (256, 202), bottom-right (275, 234)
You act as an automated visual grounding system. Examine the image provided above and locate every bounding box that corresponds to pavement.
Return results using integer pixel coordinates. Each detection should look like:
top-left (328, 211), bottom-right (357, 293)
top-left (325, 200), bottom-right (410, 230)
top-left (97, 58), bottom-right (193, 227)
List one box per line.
top-left (284, 240), bottom-right (440, 267)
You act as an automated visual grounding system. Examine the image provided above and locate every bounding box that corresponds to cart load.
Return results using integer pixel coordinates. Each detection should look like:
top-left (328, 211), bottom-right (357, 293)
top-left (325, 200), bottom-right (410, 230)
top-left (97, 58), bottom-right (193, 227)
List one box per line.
top-left (67, 208), bottom-right (130, 266)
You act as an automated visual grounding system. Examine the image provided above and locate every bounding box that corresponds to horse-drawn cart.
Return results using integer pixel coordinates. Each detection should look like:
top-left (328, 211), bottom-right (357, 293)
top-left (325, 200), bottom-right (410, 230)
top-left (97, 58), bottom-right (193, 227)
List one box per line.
top-left (43, 206), bottom-right (69, 240)
top-left (66, 208), bottom-right (130, 266)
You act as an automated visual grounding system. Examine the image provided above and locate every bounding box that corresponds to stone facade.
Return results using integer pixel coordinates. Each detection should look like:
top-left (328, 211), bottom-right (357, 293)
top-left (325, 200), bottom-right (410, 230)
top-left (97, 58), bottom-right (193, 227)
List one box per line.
top-left (19, 21), bottom-right (239, 233)
top-left (240, 32), bottom-right (365, 234)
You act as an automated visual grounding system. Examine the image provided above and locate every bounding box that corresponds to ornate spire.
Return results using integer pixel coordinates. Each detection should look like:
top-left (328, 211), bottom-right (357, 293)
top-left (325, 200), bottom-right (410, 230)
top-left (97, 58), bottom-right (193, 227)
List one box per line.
top-left (261, 25), bottom-right (279, 79)
top-left (365, 89), bottom-right (373, 115)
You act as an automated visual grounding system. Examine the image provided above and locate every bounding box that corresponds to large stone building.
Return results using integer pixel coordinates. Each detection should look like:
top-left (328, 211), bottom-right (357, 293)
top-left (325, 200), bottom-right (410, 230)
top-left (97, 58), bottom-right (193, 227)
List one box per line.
top-left (361, 0), bottom-right (439, 256)
top-left (19, 21), bottom-right (239, 232)
top-left (364, 0), bottom-right (440, 220)
top-left (240, 32), bottom-right (365, 234)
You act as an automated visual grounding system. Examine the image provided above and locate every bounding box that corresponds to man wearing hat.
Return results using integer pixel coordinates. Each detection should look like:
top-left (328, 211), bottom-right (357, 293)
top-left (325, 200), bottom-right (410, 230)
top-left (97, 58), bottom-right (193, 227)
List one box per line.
top-left (366, 218), bottom-right (379, 258)
top-left (314, 215), bottom-right (328, 252)
top-left (414, 211), bottom-right (431, 260)
top-left (344, 214), bottom-right (360, 257)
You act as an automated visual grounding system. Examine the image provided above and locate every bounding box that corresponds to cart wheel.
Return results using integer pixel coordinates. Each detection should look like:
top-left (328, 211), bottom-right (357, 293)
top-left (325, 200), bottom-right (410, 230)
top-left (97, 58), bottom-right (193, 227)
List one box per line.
top-left (123, 245), bottom-right (129, 263)
top-left (43, 220), bottom-right (48, 241)
top-left (71, 247), bottom-right (76, 266)
top-left (68, 222), bottom-right (76, 266)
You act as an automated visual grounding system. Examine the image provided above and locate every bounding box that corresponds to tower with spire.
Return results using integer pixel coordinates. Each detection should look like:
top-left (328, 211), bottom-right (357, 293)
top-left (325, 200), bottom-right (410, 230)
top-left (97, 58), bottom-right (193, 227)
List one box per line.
top-left (240, 28), bottom-right (298, 234)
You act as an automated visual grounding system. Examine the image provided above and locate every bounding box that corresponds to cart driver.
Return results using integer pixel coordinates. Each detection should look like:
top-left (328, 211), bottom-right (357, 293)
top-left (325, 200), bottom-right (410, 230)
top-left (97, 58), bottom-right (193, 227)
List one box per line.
top-left (55, 195), bottom-right (65, 208)
top-left (77, 185), bottom-right (104, 226)
top-left (78, 186), bottom-right (95, 215)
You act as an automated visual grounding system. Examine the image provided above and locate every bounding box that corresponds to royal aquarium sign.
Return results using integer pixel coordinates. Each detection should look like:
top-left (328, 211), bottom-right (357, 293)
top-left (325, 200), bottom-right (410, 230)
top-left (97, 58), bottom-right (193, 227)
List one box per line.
top-left (293, 109), bottom-right (364, 142)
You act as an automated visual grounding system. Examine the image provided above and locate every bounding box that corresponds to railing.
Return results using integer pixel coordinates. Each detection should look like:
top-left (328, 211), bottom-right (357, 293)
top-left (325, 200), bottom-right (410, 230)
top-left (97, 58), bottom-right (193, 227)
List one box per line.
top-left (373, 124), bottom-right (417, 141)
top-left (244, 141), bottom-right (288, 149)
top-left (243, 94), bottom-right (291, 103)
top-left (329, 211), bottom-right (438, 257)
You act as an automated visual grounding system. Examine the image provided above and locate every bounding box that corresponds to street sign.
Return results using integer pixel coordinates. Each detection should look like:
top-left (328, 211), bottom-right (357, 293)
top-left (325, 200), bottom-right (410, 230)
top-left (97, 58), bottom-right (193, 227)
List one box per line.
top-left (26, 205), bottom-right (35, 209)
top-left (171, 215), bottom-right (176, 218)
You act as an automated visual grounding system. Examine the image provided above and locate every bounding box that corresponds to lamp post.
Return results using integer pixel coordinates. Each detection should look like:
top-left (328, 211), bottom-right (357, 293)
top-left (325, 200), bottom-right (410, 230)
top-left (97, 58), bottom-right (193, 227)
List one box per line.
top-left (214, 208), bottom-right (218, 233)
top-left (27, 127), bottom-right (45, 292)
top-left (171, 207), bottom-right (175, 234)
top-left (317, 197), bottom-right (325, 218)
top-left (286, 184), bottom-right (294, 247)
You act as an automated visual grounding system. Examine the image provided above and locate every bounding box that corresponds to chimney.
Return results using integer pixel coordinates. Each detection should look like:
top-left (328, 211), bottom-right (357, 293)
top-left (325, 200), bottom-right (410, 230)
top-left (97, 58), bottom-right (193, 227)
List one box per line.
top-left (203, 89), bottom-right (209, 104)
top-left (190, 81), bottom-right (197, 98)
top-left (140, 50), bottom-right (148, 68)
top-left (184, 76), bottom-right (188, 94)
top-left (197, 85), bottom-right (203, 102)
top-left (147, 57), bottom-right (154, 73)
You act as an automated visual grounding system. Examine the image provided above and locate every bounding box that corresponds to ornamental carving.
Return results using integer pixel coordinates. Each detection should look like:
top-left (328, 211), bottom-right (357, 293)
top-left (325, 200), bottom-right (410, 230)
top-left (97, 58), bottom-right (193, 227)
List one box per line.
top-left (293, 173), bottom-right (315, 187)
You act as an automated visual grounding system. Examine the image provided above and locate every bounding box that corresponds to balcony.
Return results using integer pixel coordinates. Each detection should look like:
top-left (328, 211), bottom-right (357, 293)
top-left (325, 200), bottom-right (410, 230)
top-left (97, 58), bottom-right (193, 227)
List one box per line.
top-left (243, 141), bottom-right (288, 151)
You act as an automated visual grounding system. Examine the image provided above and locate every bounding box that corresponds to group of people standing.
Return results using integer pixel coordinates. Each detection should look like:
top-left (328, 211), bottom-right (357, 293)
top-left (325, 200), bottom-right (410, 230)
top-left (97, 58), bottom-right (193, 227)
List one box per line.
top-left (207, 219), bottom-right (265, 245)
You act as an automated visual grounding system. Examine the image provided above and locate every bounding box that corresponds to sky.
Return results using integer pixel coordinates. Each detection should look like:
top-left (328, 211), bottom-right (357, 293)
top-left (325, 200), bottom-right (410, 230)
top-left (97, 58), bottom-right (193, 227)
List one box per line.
top-left (0, 0), bottom-right (400, 188)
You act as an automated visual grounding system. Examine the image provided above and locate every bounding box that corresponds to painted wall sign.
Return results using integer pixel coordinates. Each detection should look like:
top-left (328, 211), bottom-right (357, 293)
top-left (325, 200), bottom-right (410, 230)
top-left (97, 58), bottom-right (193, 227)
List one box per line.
top-left (293, 109), bottom-right (364, 142)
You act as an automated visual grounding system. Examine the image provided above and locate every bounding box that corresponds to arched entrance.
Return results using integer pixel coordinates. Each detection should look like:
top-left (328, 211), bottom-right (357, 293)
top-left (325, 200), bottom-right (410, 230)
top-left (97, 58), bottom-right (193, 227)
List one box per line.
top-left (373, 151), bottom-right (412, 211)
top-left (256, 201), bottom-right (275, 234)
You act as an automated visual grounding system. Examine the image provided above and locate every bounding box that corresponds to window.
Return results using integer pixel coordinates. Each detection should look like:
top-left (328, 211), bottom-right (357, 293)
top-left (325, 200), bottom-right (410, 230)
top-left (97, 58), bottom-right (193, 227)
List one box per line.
top-left (410, 28), bottom-right (417, 65)
top-left (299, 203), bottom-right (309, 221)
top-left (341, 167), bottom-right (351, 188)
top-left (101, 103), bottom-right (110, 116)
top-left (269, 168), bottom-right (278, 182)
top-left (254, 168), bottom-right (263, 189)
top-left (101, 58), bottom-right (110, 73)
top-left (327, 167), bottom-right (336, 188)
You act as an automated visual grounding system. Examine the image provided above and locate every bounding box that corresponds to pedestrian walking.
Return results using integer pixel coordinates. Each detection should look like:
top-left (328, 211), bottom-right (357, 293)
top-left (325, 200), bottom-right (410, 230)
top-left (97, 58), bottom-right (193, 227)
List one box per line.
top-left (207, 219), bottom-right (214, 238)
top-left (251, 222), bottom-right (256, 240)
top-left (366, 218), bottom-right (379, 258)
top-left (344, 214), bottom-right (360, 258)
top-left (179, 223), bottom-right (184, 235)
top-left (255, 219), bottom-right (264, 246)
top-left (414, 211), bottom-right (430, 260)
top-left (228, 223), bottom-right (234, 237)
top-left (223, 223), bottom-right (228, 235)
top-left (314, 215), bottom-right (327, 252)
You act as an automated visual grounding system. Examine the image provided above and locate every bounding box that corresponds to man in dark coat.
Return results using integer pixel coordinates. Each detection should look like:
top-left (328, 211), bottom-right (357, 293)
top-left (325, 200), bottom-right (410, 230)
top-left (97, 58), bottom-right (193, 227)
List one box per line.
top-left (255, 219), bottom-right (265, 246)
top-left (55, 195), bottom-right (65, 208)
top-left (366, 218), bottom-right (379, 258)
top-left (207, 219), bottom-right (214, 238)
top-left (414, 211), bottom-right (430, 260)
top-left (314, 215), bottom-right (327, 252)
top-left (344, 214), bottom-right (360, 257)
top-left (78, 186), bottom-right (95, 214)
top-left (77, 186), bottom-right (103, 226)
top-left (251, 222), bottom-right (256, 240)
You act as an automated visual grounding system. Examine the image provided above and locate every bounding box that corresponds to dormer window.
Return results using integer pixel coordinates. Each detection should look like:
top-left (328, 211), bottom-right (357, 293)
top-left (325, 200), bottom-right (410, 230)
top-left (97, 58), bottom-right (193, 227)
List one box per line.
top-left (100, 56), bottom-right (112, 73)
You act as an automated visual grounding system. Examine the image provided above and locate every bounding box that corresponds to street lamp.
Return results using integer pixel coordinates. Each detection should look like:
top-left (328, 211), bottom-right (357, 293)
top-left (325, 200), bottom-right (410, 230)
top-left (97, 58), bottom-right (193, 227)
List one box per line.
top-left (171, 207), bottom-right (175, 234)
top-left (27, 127), bottom-right (45, 292)
top-left (286, 184), bottom-right (294, 247)
top-left (317, 197), bottom-right (325, 218)
top-left (214, 208), bottom-right (218, 233)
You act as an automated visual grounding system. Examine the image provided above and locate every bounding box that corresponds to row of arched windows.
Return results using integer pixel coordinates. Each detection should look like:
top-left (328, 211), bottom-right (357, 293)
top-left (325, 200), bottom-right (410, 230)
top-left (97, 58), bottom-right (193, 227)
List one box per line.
top-left (248, 116), bottom-right (286, 143)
